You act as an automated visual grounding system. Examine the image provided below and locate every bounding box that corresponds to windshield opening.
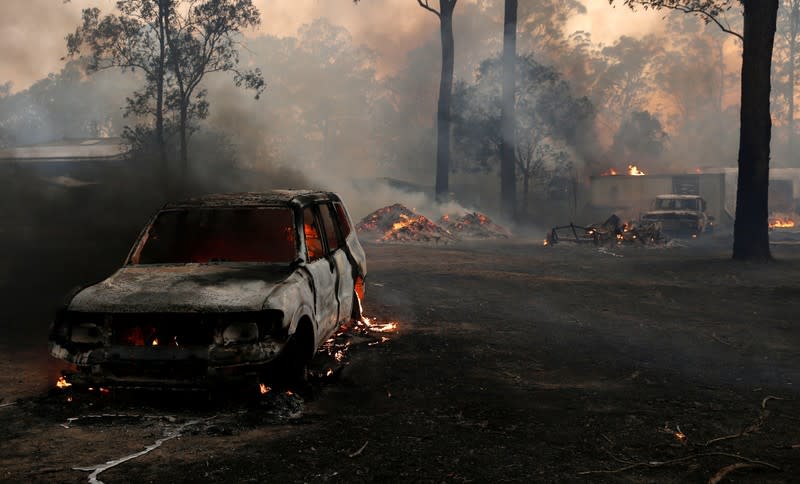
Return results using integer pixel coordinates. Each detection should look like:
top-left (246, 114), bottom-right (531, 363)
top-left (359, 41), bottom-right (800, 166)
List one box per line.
top-left (656, 198), bottom-right (698, 211)
top-left (130, 207), bottom-right (297, 264)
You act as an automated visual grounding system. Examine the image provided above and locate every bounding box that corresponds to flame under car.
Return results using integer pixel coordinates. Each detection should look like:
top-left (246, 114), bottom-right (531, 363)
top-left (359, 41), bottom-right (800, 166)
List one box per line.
top-left (49, 191), bottom-right (367, 388)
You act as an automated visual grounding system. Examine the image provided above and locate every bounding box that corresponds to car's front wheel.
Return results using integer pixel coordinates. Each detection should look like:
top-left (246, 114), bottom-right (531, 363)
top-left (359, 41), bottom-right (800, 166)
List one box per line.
top-left (275, 320), bottom-right (313, 384)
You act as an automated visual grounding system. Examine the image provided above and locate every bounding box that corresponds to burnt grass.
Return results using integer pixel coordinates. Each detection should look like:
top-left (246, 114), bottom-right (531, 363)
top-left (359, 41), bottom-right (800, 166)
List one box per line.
top-left (1, 239), bottom-right (800, 483)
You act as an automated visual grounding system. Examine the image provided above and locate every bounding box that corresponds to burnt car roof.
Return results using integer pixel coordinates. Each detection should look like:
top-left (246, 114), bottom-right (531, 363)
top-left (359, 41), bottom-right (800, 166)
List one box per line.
top-left (163, 190), bottom-right (342, 209)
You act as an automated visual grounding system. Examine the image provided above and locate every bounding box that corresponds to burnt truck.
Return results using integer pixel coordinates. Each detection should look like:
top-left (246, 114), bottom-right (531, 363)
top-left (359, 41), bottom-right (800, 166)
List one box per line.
top-left (640, 194), bottom-right (713, 237)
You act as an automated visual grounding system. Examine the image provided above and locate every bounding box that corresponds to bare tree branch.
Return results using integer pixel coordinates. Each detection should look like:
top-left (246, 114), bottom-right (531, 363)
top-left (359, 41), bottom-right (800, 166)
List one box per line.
top-left (620, 0), bottom-right (744, 40)
top-left (417, 0), bottom-right (441, 17)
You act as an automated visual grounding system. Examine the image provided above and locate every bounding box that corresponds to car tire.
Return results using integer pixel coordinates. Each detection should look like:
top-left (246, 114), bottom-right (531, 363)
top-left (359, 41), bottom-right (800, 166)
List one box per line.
top-left (277, 324), bottom-right (312, 384)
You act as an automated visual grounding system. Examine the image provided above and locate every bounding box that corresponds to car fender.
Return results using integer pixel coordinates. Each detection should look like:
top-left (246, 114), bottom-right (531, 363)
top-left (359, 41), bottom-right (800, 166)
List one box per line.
top-left (261, 272), bottom-right (315, 338)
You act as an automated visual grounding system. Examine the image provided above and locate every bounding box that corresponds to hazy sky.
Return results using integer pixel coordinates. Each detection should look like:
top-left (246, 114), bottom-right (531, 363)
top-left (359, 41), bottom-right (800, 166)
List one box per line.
top-left (0, 0), bottom-right (662, 92)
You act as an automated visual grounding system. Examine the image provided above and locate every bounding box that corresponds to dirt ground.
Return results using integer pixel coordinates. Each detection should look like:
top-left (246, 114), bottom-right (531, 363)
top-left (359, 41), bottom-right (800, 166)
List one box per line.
top-left (1, 237), bottom-right (799, 483)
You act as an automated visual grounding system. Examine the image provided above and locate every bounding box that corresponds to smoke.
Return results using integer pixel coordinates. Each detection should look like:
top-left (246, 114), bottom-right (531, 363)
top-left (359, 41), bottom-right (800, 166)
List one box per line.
top-left (0, 0), bottom-right (770, 347)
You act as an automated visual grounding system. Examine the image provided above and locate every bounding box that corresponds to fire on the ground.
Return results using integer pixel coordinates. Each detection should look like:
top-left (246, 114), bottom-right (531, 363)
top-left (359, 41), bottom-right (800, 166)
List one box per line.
top-left (769, 214), bottom-right (796, 229)
top-left (545, 214), bottom-right (663, 246)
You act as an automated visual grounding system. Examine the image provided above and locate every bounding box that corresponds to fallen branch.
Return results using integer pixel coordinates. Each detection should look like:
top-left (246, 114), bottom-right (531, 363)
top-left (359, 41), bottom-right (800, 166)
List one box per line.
top-left (709, 333), bottom-right (731, 346)
top-left (761, 395), bottom-right (784, 409)
top-left (74, 417), bottom-right (208, 484)
top-left (703, 395), bottom-right (785, 447)
top-left (577, 452), bottom-right (780, 476)
top-left (708, 462), bottom-right (760, 484)
top-left (348, 441), bottom-right (369, 458)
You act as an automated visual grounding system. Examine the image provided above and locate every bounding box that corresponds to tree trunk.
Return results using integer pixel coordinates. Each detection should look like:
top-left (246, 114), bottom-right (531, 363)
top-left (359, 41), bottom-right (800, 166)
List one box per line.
top-left (521, 170), bottom-right (530, 217)
top-left (733, 0), bottom-right (778, 261)
top-left (789, 0), bottom-right (799, 161)
top-left (500, 0), bottom-right (518, 219)
top-left (717, 40), bottom-right (725, 114)
top-left (435, 1), bottom-right (455, 202)
top-left (156, 0), bottom-right (167, 191)
top-left (179, 102), bottom-right (189, 184)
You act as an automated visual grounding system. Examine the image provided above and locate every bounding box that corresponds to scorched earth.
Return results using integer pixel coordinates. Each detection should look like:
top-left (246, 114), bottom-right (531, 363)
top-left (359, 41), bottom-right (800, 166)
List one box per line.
top-left (1, 239), bottom-right (799, 483)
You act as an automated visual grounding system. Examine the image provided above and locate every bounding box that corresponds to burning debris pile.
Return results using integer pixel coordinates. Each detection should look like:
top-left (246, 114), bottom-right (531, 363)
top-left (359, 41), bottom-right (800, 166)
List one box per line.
top-left (545, 214), bottom-right (663, 247)
top-left (769, 214), bottom-right (796, 229)
top-left (438, 212), bottom-right (511, 239)
top-left (768, 213), bottom-right (800, 244)
top-left (357, 203), bottom-right (456, 244)
top-left (357, 204), bottom-right (505, 244)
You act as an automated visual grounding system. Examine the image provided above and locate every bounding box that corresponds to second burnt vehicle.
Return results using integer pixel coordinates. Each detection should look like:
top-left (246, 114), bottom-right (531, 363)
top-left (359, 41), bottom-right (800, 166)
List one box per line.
top-left (640, 194), bottom-right (713, 237)
top-left (49, 190), bottom-right (367, 388)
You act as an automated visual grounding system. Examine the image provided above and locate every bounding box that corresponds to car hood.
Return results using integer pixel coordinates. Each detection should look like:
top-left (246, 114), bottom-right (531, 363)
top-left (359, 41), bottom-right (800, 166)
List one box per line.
top-left (69, 264), bottom-right (295, 313)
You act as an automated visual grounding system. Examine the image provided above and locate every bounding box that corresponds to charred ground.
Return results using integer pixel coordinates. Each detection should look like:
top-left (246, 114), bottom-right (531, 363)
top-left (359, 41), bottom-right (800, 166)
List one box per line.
top-left (0, 230), bottom-right (799, 482)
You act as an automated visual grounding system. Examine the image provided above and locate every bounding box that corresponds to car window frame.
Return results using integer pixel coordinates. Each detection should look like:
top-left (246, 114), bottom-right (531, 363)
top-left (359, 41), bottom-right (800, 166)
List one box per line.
top-left (318, 202), bottom-right (343, 254)
top-left (303, 205), bottom-right (327, 262)
top-left (332, 201), bottom-right (353, 239)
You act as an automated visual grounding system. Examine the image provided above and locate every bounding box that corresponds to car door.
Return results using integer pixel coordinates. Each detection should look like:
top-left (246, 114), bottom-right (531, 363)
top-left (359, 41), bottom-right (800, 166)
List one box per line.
top-left (318, 202), bottom-right (354, 325)
top-left (302, 206), bottom-right (338, 335)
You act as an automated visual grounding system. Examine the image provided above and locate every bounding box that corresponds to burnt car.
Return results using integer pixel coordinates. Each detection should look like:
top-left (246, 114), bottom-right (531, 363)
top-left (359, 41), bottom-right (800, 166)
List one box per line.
top-left (49, 190), bottom-right (367, 387)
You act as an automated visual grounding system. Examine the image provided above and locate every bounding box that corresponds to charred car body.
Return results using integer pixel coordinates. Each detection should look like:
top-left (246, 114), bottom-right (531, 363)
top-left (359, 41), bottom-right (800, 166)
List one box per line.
top-left (49, 190), bottom-right (367, 387)
top-left (640, 194), bottom-right (713, 237)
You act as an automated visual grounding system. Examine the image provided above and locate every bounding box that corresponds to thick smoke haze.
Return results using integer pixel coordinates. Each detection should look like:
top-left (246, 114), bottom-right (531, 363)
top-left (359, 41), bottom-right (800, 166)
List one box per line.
top-left (7, 0), bottom-right (799, 228)
top-left (1, 0), bottom-right (661, 91)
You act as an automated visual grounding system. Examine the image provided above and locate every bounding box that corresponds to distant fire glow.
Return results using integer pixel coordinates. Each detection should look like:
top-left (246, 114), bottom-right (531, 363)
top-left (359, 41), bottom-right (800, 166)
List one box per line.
top-left (769, 216), bottom-right (796, 229)
top-left (259, 383), bottom-right (271, 395)
top-left (628, 164), bottom-right (646, 176)
top-left (56, 376), bottom-right (72, 389)
top-left (600, 168), bottom-right (618, 176)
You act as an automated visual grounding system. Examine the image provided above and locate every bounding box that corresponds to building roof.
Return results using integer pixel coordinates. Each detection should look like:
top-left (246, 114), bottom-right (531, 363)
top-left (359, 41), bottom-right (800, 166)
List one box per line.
top-left (0, 137), bottom-right (131, 163)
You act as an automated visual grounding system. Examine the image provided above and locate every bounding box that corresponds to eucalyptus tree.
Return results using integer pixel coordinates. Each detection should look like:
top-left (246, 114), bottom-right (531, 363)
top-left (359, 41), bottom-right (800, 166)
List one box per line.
top-left (611, 0), bottom-right (778, 261)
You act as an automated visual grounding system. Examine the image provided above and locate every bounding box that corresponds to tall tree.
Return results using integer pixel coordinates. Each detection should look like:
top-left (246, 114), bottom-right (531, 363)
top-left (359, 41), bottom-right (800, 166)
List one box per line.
top-left (67, 0), bottom-right (265, 184)
top-left (418, 0), bottom-right (459, 201)
top-left (354, 0), bottom-right (458, 200)
top-left (67, 1), bottom-right (170, 168)
top-left (611, 0), bottom-right (778, 262)
top-left (500, 0), bottom-right (518, 218)
top-left (163, 0), bottom-right (265, 175)
top-left (452, 54), bottom-right (594, 213)
top-left (774, 0), bottom-right (800, 162)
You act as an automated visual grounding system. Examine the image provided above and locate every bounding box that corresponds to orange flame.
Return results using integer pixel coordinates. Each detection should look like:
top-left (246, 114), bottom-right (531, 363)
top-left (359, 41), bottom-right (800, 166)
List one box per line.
top-left (361, 316), bottom-right (398, 333)
top-left (769, 217), bottom-right (795, 229)
top-left (600, 168), bottom-right (618, 176)
top-left (56, 376), bottom-right (72, 389)
top-left (628, 164), bottom-right (646, 176)
top-left (151, 338), bottom-right (159, 346)
top-left (259, 383), bottom-right (271, 395)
